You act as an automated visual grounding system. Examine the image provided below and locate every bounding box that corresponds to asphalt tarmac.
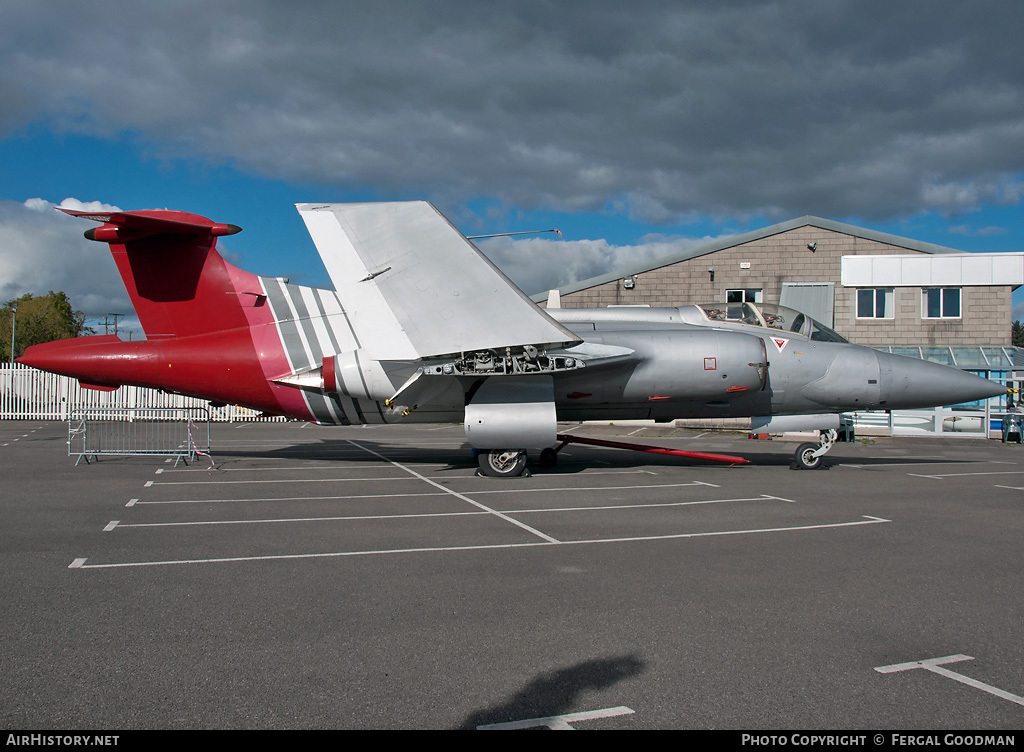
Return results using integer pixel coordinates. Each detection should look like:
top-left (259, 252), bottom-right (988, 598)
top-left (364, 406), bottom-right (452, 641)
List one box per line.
top-left (1, 419), bottom-right (1022, 730)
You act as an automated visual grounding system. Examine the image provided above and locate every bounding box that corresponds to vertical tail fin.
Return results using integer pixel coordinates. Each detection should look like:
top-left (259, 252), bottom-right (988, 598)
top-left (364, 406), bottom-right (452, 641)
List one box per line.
top-left (48, 208), bottom-right (317, 418)
top-left (59, 208), bottom-right (251, 339)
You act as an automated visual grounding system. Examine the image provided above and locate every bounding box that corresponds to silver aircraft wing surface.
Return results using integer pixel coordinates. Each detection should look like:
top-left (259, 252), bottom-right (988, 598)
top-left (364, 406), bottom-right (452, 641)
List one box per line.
top-left (297, 201), bottom-right (581, 361)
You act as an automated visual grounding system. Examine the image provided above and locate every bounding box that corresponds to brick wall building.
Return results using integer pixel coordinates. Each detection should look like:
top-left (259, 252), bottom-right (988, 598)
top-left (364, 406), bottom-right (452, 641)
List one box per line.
top-left (536, 217), bottom-right (1020, 348)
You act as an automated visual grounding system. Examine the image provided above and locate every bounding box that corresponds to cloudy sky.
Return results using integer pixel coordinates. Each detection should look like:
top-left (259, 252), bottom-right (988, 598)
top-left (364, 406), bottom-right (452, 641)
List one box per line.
top-left (3, 0), bottom-right (1024, 334)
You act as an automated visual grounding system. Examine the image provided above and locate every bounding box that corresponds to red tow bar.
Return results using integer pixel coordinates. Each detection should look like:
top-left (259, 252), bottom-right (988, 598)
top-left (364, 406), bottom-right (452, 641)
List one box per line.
top-left (553, 433), bottom-right (750, 465)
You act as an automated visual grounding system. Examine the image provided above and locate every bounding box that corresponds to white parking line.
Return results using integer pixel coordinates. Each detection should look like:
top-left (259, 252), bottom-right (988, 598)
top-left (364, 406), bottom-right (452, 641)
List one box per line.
top-left (68, 517), bottom-right (890, 569)
top-left (478, 705), bottom-right (635, 730)
top-left (149, 475), bottom-right (419, 486)
top-left (842, 460), bottom-right (1006, 469)
top-left (347, 439), bottom-right (560, 544)
top-left (875, 654), bottom-right (1024, 707)
top-left (131, 480), bottom-right (725, 505)
top-left (135, 491), bottom-right (449, 505)
top-left (107, 494), bottom-right (793, 529)
top-left (908, 470), bottom-right (1024, 480)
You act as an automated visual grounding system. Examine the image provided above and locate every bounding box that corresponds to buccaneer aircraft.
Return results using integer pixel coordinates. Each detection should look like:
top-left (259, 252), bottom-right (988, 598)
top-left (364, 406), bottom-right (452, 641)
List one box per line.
top-left (19, 201), bottom-right (1005, 475)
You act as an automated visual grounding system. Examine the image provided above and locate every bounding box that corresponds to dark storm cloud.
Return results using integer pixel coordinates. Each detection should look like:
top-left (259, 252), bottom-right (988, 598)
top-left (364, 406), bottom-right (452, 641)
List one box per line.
top-left (3, 0), bottom-right (1024, 222)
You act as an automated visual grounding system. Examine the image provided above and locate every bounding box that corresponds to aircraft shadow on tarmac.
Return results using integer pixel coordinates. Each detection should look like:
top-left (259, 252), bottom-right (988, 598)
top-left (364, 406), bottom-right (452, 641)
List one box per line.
top-left (204, 438), bottom-right (993, 474)
top-left (457, 653), bottom-right (645, 730)
top-left (208, 438), bottom-right (755, 474)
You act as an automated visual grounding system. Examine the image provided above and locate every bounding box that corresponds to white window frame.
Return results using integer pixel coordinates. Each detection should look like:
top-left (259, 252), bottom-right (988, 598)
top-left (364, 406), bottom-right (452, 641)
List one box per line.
top-left (856, 288), bottom-right (894, 319)
top-left (921, 287), bottom-right (961, 320)
top-left (726, 288), bottom-right (762, 304)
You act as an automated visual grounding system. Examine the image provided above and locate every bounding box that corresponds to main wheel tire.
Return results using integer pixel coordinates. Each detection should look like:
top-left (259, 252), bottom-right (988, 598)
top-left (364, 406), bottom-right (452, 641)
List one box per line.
top-left (793, 442), bottom-right (823, 470)
top-left (477, 449), bottom-right (528, 477)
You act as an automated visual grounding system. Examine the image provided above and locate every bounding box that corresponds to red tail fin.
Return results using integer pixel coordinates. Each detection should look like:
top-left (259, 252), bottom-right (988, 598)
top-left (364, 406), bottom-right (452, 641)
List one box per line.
top-left (59, 208), bottom-right (249, 339)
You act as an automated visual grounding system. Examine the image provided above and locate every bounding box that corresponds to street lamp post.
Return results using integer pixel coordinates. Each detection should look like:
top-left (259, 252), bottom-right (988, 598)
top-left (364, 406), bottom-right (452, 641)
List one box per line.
top-left (8, 303), bottom-right (16, 412)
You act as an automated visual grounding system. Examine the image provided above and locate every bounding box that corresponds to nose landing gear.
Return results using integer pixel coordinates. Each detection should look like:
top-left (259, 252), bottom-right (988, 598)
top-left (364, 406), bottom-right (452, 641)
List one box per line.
top-left (793, 428), bottom-right (837, 470)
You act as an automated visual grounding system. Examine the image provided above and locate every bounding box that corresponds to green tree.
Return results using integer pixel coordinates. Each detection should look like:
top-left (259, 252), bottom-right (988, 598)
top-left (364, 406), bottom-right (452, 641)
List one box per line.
top-left (0, 292), bottom-right (92, 362)
top-left (1013, 320), bottom-right (1024, 348)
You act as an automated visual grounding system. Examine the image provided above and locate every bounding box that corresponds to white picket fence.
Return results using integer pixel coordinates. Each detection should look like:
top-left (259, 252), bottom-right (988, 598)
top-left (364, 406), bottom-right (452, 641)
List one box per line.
top-left (0, 363), bottom-right (286, 422)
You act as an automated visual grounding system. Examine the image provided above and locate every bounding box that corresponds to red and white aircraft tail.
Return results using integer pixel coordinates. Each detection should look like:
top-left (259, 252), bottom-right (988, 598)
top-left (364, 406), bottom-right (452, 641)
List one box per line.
top-left (19, 203), bottom-right (580, 427)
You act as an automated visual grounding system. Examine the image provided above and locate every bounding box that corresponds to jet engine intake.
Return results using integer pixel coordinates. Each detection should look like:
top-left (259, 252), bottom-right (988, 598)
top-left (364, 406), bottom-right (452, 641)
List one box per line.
top-left (622, 329), bottom-right (768, 401)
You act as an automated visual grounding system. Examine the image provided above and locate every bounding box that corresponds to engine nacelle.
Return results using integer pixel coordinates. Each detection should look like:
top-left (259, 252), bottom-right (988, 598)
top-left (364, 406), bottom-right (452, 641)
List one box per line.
top-left (621, 329), bottom-right (768, 401)
top-left (322, 350), bottom-right (393, 401)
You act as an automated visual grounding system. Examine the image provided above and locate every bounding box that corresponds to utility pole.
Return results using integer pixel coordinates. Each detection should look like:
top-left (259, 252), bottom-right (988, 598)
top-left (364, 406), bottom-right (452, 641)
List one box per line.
top-left (106, 313), bottom-right (123, 336)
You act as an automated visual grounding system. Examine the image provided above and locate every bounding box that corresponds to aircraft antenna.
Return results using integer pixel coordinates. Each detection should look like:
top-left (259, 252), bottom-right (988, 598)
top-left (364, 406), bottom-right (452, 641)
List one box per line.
top-left (466, 229), bottom-right (562, 240)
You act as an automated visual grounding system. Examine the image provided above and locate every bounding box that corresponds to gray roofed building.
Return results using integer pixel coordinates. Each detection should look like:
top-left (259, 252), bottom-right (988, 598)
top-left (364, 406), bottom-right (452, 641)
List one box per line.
top-left (531, 215), bottom-right (1021, 351)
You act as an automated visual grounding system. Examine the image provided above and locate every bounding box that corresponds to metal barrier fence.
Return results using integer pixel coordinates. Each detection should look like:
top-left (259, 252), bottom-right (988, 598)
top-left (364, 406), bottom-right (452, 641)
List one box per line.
top-left (68, 407), bottom-right (212, 466)
top-left (0, 363), bottom-right (285, 422)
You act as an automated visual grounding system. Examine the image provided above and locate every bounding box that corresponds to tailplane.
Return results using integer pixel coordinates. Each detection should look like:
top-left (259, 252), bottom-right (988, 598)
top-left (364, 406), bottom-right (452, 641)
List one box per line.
top-left (22, 209), bottom-right (297, 416)
top-left (59, 208), bottom-right (250, 339)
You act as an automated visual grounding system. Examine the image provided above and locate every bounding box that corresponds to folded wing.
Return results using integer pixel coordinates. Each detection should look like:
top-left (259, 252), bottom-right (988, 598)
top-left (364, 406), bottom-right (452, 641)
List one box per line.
top-left (297, 201), bottom-right (581, 361)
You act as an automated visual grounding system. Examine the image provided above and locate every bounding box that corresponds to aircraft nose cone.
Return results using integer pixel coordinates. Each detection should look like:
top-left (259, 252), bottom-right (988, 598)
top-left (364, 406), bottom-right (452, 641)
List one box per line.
top-left (881, 352), bottom-right (1006, 409)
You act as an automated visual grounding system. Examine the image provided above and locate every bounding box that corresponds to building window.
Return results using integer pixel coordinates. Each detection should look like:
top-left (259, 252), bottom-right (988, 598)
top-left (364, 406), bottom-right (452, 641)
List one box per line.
top-left (856, 288), bottom-right (894, 319)
top-left (922, 288), bottom-right (961, 319)
top-left (726, 289), bottom-right (762, 304)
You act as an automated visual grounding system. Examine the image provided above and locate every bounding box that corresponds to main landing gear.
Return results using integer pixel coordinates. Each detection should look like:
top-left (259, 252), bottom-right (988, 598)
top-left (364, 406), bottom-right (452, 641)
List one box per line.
top-left (792, 428), bottom-right (837, 470)
top-left (476, 449), bottom-right (529, 477)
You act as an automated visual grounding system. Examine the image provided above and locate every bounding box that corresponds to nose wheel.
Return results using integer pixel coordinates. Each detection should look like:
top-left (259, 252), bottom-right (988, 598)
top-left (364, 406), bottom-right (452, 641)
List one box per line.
top-left (477, 449), bottom-right (529, 477)
top-left (793, 428), bottom-right (837, 470)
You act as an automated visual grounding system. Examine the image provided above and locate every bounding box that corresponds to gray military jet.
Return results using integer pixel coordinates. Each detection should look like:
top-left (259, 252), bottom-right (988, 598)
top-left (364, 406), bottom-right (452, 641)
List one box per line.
top-left (24, 201), bottom-right (1006, 476)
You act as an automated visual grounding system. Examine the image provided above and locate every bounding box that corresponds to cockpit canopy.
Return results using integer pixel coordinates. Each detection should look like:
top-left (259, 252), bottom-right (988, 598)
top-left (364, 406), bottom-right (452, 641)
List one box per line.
top-left (695, 302), bottom-right (849, 343)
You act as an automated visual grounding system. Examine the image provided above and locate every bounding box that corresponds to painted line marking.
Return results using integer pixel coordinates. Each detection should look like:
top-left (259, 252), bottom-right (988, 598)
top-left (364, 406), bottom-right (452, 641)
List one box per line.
top-left (103, 521), bottom-right (119, 532)
top-left (144, 481), bottom-right (153, 487)
top-left (126, 498), bottom-right (138, 507)
top-left (347, 439), bottom-right (560, 544)
top-left (478, 705), bottom-right (635, 730)
top-left (875, 654), bottom-right (1024, 707)
top-left (68, 558), bottom-right (87, 569)
top-left (149, 475), bottom-right (423, 486)
top-left (132, 481), bottom-right (728, 505)
top-left (908, 470), bottom-right (1024, 480)
top-left (106, 494), bottom-right (794, 529)
top-left (68, 516), bottom-right (889, 569)
top-left (994, 485), bottom-right (1024, 491)
top-left (155, 466), bottom-right (656, 478)
top-left (842, 460), bottom-right (1005, 469)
